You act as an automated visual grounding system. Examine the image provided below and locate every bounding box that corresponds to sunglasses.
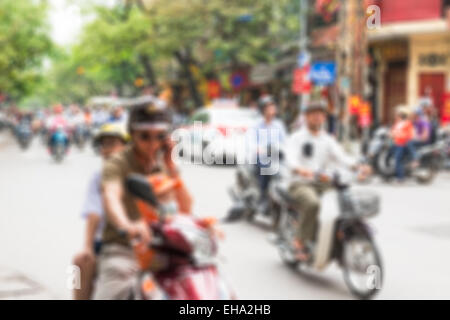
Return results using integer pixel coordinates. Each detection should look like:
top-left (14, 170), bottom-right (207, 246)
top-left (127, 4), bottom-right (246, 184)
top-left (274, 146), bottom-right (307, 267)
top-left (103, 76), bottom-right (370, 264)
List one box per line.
top-left (136, 131), bottom-right (167, 142)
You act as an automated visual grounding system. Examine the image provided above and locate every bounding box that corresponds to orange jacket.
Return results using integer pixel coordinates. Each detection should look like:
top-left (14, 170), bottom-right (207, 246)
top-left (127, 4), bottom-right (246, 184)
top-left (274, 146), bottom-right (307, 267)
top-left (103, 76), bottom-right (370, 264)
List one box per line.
top-left (391, 120), bottom-right (414, 146)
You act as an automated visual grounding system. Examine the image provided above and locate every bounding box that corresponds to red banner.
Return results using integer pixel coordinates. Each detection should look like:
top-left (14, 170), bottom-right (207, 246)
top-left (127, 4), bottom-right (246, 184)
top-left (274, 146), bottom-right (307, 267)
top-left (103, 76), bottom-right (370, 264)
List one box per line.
top-left (315, 0), bottom-right (340, 22)
top-left (349, 95), bottom-right (361, 115)
top-left (358, 101), bottom-right (372, 128)
top-left (207, 80), bottom-right (221, 99)
top-left (441, 92), bottom-right (450, 125)
top-left (292, 66), bottom-right (311, 94)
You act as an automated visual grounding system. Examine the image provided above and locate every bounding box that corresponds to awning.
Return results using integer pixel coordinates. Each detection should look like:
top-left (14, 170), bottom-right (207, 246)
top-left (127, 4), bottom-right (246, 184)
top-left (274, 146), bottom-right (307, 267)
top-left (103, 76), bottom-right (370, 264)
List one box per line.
top-left (368, 19), bottom-right (448, 42)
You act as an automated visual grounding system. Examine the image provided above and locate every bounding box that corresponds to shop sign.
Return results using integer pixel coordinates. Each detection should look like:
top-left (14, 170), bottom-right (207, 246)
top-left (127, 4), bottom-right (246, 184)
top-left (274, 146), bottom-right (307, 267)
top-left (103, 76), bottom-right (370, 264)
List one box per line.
top-left (310, 61), bottom-right (336, 85)
top-left (250, 64), bottom-right (275, 85)
top-left (418, 54), bottom-right (448, 67)
top-left (229, 71), bottom-right (248, 91)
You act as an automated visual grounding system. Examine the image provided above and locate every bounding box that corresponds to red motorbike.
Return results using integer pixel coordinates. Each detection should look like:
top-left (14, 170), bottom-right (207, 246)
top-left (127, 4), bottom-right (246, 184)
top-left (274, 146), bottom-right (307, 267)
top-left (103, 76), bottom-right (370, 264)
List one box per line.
top-left (125, 173), bottom-right (235, 300)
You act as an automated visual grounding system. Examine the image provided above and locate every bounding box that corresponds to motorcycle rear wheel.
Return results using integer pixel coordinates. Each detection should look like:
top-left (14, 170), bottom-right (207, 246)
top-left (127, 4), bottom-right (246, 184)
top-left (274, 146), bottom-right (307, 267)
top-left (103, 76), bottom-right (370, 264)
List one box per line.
top-left (414, 168), bottom-right (435, 184)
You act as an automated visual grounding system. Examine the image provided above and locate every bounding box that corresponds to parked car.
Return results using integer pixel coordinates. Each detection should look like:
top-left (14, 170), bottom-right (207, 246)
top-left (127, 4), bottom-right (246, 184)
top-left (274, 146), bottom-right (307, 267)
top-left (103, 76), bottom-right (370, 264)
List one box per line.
top-left (177, 107), bottom-right (261, 165)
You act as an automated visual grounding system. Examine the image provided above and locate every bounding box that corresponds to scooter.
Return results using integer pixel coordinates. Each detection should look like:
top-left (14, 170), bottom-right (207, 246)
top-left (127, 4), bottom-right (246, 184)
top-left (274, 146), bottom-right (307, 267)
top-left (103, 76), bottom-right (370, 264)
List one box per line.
top-left (367, 126), bottom-right (444, 184)
top-left (48, 126), bottom-right (70, 163)
top-left (272, 172), bottom-right (382, 299)
top-left (366, 127), bottom-right (390, 175)
top-left (124, 174), bottom-right (235, 300)
top-left (73, 124), bottom-right (89, 150)
top-left (15, 121), bottom-right (33, 150)
top-left (226, 147), bottom-right (285, 229)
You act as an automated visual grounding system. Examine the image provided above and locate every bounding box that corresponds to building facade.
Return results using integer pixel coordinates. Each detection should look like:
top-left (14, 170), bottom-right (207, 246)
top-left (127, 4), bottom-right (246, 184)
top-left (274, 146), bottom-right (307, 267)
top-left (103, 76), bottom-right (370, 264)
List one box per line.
top-left (368, 0), bottom-right (450, 124)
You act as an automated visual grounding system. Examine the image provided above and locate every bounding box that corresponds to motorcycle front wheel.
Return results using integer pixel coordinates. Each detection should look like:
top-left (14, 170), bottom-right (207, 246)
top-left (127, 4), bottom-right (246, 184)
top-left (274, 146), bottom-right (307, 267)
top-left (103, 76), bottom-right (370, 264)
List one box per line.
top-left (53, 145), bottom-right (65, 163)
top-left (376, 148), bottom-right (395, 179)
top-left (341, 234), bottom-right (383, 299)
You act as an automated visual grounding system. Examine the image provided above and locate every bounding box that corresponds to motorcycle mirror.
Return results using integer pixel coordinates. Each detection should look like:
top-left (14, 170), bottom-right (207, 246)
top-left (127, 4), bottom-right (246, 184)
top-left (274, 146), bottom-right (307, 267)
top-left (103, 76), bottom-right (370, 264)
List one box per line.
top-left (126, 174), bottom-right (159, 207)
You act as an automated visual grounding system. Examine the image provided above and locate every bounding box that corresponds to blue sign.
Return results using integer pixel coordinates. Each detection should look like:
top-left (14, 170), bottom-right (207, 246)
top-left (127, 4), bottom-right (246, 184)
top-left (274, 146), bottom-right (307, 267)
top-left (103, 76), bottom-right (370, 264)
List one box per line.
top-left (310, 62), bottom-right (336, 85)
top-left (297, 52), bottom-right (311, 67)
top-left (231, 74), bottom-right (244, 88)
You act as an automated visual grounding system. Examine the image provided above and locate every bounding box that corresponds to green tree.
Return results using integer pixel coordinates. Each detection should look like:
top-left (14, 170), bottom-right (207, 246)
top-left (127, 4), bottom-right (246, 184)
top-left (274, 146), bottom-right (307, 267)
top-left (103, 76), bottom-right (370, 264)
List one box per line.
top-left (0, 0), bottom-right (52, 101)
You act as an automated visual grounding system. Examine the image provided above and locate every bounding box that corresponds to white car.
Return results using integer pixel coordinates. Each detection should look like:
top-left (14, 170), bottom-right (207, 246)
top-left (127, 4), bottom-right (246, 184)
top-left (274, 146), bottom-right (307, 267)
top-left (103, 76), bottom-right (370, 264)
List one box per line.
top-left (176, 107), bottom-right (261, 165)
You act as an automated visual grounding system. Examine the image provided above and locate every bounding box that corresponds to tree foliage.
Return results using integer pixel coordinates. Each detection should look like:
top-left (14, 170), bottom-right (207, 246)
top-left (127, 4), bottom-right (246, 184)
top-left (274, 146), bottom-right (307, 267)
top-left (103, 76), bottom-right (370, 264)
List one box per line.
top-left (0, 0), bottom-right (52, 101)
top-left (24, 0), bottom-right (302, 106)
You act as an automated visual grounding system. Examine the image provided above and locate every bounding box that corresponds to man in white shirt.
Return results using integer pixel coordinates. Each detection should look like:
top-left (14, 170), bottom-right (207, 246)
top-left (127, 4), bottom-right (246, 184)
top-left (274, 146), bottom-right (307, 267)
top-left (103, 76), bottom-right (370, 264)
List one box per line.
top-left (285, 100), bottom-right (369, 260)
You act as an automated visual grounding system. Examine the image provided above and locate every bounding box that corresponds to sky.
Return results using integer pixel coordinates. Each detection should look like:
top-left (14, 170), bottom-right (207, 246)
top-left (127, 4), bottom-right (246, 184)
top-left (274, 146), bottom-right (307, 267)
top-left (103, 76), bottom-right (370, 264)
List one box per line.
top-left (48, 0), bottom-right (115, 46)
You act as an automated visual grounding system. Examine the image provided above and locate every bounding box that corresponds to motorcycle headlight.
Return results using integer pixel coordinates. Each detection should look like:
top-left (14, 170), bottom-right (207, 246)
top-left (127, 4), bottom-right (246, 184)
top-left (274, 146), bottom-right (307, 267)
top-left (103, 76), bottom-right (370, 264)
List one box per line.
top-left (192, 232), bottom-right (216, 265)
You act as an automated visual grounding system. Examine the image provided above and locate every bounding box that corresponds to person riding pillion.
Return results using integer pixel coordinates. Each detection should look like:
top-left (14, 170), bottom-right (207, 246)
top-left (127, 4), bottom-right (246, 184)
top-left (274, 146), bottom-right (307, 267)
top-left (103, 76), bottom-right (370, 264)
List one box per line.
top-left (72, 123), bottom-right (129, 300)
top-left (285, 100), bottom-right (370, 261)
top-left (93, 96), bottom-right (192, 300)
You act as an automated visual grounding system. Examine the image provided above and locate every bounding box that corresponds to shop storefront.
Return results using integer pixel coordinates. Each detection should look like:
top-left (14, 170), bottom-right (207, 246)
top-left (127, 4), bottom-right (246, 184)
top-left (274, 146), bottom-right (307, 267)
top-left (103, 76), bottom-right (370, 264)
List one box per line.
top-left (408, 33), bottom-right (450, 117)
top-left (370, 41), bottom-right (409, 124)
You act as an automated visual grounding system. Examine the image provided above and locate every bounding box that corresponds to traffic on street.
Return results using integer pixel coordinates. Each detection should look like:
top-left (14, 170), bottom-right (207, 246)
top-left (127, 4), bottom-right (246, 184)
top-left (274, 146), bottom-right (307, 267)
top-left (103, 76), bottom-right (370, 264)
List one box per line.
top-left (1, 0), bottom-right (450, 302)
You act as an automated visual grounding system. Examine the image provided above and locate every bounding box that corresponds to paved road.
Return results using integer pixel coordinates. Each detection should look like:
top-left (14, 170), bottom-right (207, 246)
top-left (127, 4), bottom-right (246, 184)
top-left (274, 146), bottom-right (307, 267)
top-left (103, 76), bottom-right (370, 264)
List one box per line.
top-left (1, 131), bottom-right (450, 299)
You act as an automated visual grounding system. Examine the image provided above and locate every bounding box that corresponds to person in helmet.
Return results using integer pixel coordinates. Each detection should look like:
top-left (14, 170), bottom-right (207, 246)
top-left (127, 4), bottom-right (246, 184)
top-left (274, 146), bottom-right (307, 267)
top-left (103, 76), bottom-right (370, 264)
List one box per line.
top-left (72, 123), bottom-right (129, 300)
top-left (46, 104), bottom-right (68, 131)
top-left (412, 107), bottom-right (431, 148)
top-left (247, 95), bottom-right (287, 213)
top-left (93, 96), bottom-right (192, 300)
top-left (285, 100), bottom-right (370, 260)
top-left (45, 104), bottom-right (70, 149)
top-left (391, 106), bottom-right (417, 181)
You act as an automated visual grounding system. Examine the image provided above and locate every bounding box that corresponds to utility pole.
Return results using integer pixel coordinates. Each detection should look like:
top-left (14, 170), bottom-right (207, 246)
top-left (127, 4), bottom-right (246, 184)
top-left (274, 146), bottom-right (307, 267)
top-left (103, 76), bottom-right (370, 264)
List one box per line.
top-left (336, 0), bottom-right (350, 145)
top-left (298, 0), bottom-right (309, 113)
top-left (337, 0), bottom-right (368, 151)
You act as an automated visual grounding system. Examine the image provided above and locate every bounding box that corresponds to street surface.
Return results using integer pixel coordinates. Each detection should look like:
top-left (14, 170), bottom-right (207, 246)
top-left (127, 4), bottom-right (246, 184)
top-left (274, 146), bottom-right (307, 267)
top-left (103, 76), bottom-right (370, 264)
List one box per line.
top-left (1, 131), bottom-right (450, 299)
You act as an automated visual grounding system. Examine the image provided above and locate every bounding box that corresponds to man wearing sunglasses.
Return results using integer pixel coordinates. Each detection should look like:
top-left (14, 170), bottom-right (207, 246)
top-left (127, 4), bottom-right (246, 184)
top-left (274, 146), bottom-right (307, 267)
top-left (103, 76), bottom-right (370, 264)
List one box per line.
top-left (93, 97), bottom-right (192, 300)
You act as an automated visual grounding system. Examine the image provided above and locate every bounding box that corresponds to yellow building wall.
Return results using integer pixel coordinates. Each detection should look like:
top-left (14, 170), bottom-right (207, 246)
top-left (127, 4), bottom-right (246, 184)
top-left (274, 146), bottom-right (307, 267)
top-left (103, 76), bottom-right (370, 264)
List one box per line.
top-left (408, 33), bottom-right (450, 107)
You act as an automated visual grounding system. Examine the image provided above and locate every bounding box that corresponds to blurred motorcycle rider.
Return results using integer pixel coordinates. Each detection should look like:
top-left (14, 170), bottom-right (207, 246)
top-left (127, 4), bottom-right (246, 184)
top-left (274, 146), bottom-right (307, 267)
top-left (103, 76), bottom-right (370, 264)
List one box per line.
top-left (109, 106), bottom-right (127, 125)
top-left (68, 105), bottom-right (86, 129)
top-left (72, 123), bottom-right (129, 300)
top-left (248, 96), bottom-right (286, 212)
top-left (46, 104), bottom-right (70, 146)
top-left (93, 96), bottom-right (192, 300)
top-left (46, 104), bottom-right (68, 131)
top-left (391, 107), bottom-right (417, 182)
top-left (412, 108), bottom-right (431, 148)
top-left (285, 100), bottom-right (370, 261)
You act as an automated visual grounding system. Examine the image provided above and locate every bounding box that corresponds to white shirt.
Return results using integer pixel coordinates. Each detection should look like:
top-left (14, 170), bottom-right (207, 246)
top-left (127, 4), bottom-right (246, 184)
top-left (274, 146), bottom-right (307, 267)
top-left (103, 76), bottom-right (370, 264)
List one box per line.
top-left (285, 128), bottom-right (357, 177)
